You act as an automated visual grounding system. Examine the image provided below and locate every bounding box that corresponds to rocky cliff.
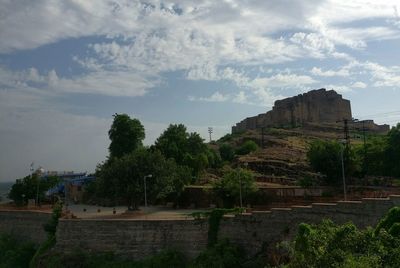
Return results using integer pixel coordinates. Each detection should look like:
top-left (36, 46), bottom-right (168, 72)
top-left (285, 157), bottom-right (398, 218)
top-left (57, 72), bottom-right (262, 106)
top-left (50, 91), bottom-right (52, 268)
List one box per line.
top-left (232, 88), bottom-right (352, 133)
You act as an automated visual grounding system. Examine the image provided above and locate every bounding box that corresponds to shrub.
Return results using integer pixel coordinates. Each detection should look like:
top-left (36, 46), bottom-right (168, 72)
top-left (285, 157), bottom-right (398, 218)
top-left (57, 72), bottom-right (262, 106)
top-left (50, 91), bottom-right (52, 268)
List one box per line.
top-left (236, 140), bottom-right (258, 155)
top-left (219, 143), bottom-right (235, 162)
top-left (191, 239), bottom-right (245, 268)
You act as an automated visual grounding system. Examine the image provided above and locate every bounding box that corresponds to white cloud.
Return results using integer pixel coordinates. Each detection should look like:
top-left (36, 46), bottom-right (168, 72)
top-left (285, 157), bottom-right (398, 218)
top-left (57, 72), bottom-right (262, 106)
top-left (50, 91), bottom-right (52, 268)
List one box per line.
top-left (189, 91), bottom-right (230, 103)
top-left (1, 0), bottom-right (399, 100)
top-left (290, 32), bottom-right (335, 58)
top-left (361, 61), bottom-right (400, 87)
top-left (311, 67), bottom-right (350, 77)
top-left (232, 91), bottom-right (249, 104)
top-left (251, 73), bottom-right (317, 88)
top-left (352, 81), bottom-right (367, 88)
top-left (324, 84), bottom-right (352, 93)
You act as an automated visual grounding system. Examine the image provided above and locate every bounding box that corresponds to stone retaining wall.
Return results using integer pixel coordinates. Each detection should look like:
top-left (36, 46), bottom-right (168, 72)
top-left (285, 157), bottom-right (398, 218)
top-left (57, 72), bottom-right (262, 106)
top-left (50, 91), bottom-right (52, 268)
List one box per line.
top-left (1, 196), bottom-right (400, 259)
top-left (55, 219), bottom-right (209, 259)
top-left (0, 210), bottom-right (50, 243)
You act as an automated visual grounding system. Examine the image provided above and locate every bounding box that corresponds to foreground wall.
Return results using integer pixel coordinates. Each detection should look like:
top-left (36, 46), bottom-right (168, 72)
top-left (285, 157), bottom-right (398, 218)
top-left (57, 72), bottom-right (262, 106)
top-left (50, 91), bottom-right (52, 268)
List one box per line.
top-left (219, 196), bottom-right (400, 255)
top-left (55, 219), bottom-right (209, 259)
top-left (1, 196), bottom-right (400, 259)
top-left (55, 196), bottom-right (400, 259)
top-left (0, 210), bottom-right (50, 243)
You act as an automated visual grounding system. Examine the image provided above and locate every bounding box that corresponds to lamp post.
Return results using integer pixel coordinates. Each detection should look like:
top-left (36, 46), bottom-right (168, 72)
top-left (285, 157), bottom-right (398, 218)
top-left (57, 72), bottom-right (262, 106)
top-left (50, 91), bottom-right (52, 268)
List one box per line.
top-left (144, 174), bottom-right (152, 208)
top-left (340, 140), bottom-right (347, 201)
top-left (238, 162), bottom-right (248, 209)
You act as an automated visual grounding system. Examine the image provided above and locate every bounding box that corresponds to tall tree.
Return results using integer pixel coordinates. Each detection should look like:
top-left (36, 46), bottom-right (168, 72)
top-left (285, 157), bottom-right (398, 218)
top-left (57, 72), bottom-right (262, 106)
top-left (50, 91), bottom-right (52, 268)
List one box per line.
top-left (95, 148), bottom-right (191, 209)
top-left (386, 123), bottom-right (400, 177)
top-left (212, 168), bottom-right (258, 208)
top-left (307, 140), bottom-right (360, 185)
top-left (154, 124), bottom-right (188, 164)
top-left (8, 174), bottom-right (59, 205)
top-left (108, 114), bottom-right (145, 158)
top-left (154, 124), bottom-right (211, 175)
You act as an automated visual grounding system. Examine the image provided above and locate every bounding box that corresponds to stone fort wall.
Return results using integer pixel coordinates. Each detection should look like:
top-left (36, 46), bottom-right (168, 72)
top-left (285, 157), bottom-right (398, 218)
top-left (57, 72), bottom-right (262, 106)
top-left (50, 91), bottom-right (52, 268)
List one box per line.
top-left (232, 88), bottom-right (352, 133)
top-left (1, 196), bottom-right (400, 259)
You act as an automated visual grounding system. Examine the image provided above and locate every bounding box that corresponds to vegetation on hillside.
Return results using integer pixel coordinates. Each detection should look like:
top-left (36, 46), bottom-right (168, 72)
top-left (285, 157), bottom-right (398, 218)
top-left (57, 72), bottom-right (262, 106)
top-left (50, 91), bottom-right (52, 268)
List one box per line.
top-left (307, 123), bottom-right (400, 185)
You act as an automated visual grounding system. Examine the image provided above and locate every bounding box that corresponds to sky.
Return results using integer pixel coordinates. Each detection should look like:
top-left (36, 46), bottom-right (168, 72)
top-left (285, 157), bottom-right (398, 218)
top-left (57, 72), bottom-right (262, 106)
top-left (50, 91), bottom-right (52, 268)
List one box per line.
top-left (1, 0), bottom-right (400, 182)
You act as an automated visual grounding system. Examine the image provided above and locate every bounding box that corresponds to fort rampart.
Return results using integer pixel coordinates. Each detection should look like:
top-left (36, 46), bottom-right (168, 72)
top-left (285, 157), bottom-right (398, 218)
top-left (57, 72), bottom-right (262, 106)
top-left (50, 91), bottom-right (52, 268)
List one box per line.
top-left (1, 196), bottom-right (400, 259)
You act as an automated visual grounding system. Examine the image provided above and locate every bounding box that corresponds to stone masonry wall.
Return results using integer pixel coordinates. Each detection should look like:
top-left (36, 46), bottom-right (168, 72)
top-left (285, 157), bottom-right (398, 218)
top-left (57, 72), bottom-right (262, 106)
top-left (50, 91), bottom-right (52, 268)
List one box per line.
top-left (0, 210), bottom-right (50, 244)
top-left (55, 196), bottom-right (400, 259)
top-left (55, 219), bottom-right (209, 260)
top-left (219, 196), bottom-right (400, 256)
top-left (1, 196), bottom-right (400, 259)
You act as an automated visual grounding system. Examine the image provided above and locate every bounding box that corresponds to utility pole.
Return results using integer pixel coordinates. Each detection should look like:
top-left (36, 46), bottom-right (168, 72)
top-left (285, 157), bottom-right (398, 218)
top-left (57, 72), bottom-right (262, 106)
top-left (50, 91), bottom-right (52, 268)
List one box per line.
top-left (343, 119), bottom-right (350, 146)
top-left (337, 118), bottom-right (351, 192)
top-left (361, 120), bottom-right (367, 174)
top-left (340, 141), bottom-right (347, 201)
top-left (208, 127), bottom-right (213, 142)
top-left (261, 127), bottom-right (265, 148)
top-left (144, 174), bottom-right (152, 208)
top-left (354, 119), bottom-right (368, 174)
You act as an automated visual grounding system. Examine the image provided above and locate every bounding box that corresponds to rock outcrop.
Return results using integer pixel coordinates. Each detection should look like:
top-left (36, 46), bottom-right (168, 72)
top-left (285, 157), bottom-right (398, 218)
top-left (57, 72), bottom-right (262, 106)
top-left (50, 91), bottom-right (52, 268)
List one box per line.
top-left (232, 88), bottom-right (389, 133)
top-left (233, 89), bottom-right (351, 132)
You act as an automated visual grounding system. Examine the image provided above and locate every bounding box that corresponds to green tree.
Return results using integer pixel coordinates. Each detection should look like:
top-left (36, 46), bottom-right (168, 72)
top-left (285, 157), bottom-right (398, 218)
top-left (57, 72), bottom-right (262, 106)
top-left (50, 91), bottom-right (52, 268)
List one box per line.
top-left (307, 140), bottom-right (360, 185)
top-left (8, 174), bottom-right (59, 205)
top-left (219, 143), bottom-right (235, 162)
top-left (154, 124), bottom-right (188, 164)
top-left (192, 239), bottom-right (245, 268)
top-left (356, 136), bottom-right (387, 176)
top-left (385, 123), bottom-right (400, 178)
top-left (108, 114), bottom-right (145, 158)
top-left (0, 234), bottom-right (37, 268)
top-left (236, 140), bottom-right (259, 155)
top-left (212, 168), bottom-right (258, 208)
top-left (288, 207), bottom-right (400, 268)
top-left (154, 124), bottom-right (210, 175)
top-left (95, 148), bottom-right (191, 209)
top-left (206, 148), bottom-right (223, 169)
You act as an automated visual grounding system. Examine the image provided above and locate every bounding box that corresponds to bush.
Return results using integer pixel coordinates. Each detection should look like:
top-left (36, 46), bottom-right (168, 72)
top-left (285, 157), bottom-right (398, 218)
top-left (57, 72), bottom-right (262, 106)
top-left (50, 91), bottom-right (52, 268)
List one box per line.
top-left (40, 249), bottom-right (186, 268)
top-left (287, 207), bottom-right (400, 268)
top-left (0, 233), bottom-right (37, 268)
top-left (236, 140), bottom-right (258, 155)
top-left (191, 239), bottom-right (245, 268)
top-left (212, 168), bottom-right (258, 208)
top-left (219, 143), bottom-right (235, 162)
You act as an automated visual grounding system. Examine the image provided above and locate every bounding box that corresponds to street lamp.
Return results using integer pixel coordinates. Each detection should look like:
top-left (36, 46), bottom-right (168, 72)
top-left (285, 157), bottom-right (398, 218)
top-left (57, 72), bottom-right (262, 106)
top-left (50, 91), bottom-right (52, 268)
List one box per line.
top-left (339, 140), bottom-right (347, 201)
top-left (238, 162), bottom-right (248, 209)
top-left (144, 174), bottom-right (152, 208)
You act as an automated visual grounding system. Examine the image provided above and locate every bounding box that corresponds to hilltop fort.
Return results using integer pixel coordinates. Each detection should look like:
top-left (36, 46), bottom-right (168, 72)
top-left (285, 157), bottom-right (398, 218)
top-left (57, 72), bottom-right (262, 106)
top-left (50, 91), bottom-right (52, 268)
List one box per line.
top-left (232, 88), bottom-right (389, 133)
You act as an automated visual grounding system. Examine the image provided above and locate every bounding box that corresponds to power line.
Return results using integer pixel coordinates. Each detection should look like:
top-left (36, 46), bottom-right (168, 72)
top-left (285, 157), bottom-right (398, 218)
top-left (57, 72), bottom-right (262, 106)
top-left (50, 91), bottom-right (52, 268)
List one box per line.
top-left (356, 110), bottom-right (400, 120)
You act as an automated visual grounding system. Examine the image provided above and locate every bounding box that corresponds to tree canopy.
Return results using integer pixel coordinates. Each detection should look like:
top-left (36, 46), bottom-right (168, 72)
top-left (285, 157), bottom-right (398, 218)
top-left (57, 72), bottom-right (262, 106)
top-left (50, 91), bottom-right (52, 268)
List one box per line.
top-left (307, 140), bottom-right (360, 185)
top-left (154, 124), bottom-right (211, 175)
top-left (386, 123), bottom-right (400, 177)
top-left (289, 206), bottom-right (400, 268)
top-left (212, 168), bottom-right (258, 208)
top-left (8, 174), bottom-right (59, 205)
top-left (108, 114), bottom-right (145, 158)
top-left (95, 148), bottom-right (191, 209)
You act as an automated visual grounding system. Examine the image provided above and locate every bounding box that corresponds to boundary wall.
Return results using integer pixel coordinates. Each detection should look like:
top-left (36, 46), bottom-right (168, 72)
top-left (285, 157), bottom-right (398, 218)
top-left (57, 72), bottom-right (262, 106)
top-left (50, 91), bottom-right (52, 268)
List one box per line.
top-left (0, 210), bottom-right (50, 243)
top-left (1, 196), bottom-right (400, 259)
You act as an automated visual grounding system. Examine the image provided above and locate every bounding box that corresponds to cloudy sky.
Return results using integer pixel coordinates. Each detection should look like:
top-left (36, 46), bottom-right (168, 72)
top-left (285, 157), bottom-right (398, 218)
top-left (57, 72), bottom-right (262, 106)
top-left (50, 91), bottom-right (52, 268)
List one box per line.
top-left (1, 0), bottom-right (400, 181)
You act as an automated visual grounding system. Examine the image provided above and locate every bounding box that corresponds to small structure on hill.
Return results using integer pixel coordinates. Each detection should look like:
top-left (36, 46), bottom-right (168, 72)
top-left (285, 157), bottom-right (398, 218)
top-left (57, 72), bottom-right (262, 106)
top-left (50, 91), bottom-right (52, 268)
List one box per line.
top-left (232, 88), bottom-right (389, 133)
